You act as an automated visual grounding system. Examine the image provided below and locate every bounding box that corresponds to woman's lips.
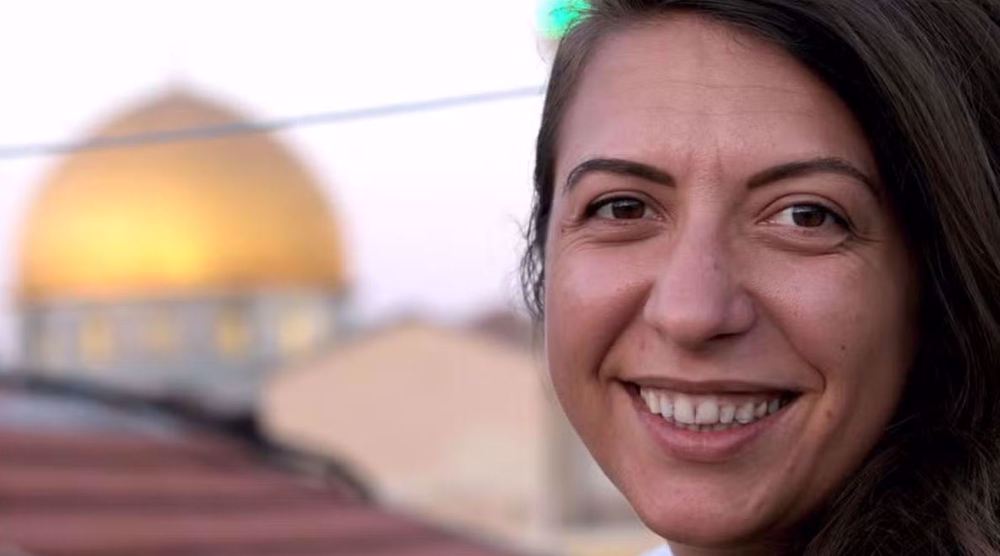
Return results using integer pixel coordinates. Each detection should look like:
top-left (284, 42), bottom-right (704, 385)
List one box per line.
top-left (623, 381), bottom-right (799, 463)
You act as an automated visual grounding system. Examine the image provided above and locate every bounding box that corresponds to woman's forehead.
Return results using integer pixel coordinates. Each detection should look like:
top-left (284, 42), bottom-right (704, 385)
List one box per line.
top-left (556, 15), bottom-right (878, 187)
top-left (588, 15), bottom-right (810, 101)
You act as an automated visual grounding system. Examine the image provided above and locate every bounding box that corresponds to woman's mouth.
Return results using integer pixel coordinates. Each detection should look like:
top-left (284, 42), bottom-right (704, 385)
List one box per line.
top-left (623, 381), bottom-right (802, 462)
top-left (637, 385), bottom-right (797, 431)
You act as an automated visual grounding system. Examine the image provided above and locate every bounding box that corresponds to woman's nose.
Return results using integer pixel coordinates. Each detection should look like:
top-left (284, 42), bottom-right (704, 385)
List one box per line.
top-left (641, 229), bottom-right (756, 350)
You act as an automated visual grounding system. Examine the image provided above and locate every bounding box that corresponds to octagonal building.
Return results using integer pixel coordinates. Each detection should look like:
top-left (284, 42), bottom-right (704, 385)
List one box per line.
top-left (16, 90), bottom-right (349, 412)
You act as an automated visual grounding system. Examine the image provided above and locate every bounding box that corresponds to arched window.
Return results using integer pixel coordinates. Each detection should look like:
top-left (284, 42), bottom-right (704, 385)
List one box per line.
top-left (215, 305), bottom-right (251, 359)
top-left (277, 304), bottom-right (327, 357)
top-left (79, 312), bottom-right (115, 367)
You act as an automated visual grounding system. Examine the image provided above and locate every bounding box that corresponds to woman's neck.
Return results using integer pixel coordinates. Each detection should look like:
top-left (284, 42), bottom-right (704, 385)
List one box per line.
top-left (668, 538), bottom-right (793, 556)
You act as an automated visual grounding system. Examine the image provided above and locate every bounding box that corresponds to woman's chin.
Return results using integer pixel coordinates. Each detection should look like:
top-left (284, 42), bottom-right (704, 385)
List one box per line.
top-left (628, 489), bottom-right (789, 551)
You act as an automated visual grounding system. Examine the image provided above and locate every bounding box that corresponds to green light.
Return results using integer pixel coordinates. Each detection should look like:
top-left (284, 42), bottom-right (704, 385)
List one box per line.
top-left (538, 0), bottom-right (589, 39)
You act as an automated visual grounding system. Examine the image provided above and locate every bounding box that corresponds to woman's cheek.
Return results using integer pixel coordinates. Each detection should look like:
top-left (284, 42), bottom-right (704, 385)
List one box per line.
top-left (758, 248), bottom-right (911, 374)
top-left (750, 247), bottom-right (913, 451)
top-left (545, 240), bottom-right (655, 386)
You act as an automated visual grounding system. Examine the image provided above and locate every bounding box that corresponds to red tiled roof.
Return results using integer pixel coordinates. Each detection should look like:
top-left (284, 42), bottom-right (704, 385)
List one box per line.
top-left (0, 381), bottom-right (525, 556)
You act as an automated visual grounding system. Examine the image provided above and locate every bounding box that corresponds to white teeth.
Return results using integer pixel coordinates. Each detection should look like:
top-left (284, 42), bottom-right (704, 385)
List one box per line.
top-left (695, 399), bottom-right (719, 424)
top-left (735, 402), bottom-right (755, 424)
top-left (659, 395), bottom-right (674, 419)
top-left (638, 386), bottom-right (790, 432)
top-left (643, 391), bottom-right (660, 413)
top-left (674, 396), bottom-right (695, 424)
top-left (719, 404), bottom-right (735, 424)
top-left (755, 402), bottom-right (768, 418)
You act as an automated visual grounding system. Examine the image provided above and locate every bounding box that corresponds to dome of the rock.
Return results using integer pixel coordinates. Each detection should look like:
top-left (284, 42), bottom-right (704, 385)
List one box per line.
top-left (18, 90), bottom-right (347, 301)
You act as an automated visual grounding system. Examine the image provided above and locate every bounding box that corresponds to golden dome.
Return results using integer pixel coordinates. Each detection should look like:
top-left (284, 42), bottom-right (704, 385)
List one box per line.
top-left (18, 90), bottom-right (347, 301)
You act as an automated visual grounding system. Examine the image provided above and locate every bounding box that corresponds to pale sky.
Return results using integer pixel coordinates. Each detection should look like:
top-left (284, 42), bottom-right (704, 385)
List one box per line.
top-left (0, 0), bottom-right (552, 358)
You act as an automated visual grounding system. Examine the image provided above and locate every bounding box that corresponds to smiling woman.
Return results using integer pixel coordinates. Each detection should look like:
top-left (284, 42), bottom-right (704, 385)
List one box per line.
top-left (522, 1), bottom-right (1000, 554)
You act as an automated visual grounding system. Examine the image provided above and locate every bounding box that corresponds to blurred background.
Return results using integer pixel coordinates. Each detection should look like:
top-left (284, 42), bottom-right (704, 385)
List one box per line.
top-left (0, 1), bottom-right (662, 555)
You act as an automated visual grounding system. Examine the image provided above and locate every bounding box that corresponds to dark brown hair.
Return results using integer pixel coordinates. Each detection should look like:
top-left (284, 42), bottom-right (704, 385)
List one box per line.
top-left (522, 0), bottom-right (1000, 553)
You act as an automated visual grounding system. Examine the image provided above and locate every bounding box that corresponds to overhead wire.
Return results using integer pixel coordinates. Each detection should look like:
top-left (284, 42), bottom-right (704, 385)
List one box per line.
top-left (0, 84), bottom-right (544, 160)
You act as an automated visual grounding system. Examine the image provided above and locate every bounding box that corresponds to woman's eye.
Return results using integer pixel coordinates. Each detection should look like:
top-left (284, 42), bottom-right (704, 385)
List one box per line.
top-left (769, 204), bottom-right (847, 230)
top-left (588, 197), bottom-right (653, 220)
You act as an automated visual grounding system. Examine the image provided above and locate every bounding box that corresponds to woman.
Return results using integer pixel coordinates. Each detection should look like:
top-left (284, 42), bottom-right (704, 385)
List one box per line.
top-left (522, 1), bottom-right (1000, 554)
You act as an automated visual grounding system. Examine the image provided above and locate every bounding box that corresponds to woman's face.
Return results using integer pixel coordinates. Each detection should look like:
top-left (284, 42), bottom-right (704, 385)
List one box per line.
top-left (544, 15), bottom-right (918, 551)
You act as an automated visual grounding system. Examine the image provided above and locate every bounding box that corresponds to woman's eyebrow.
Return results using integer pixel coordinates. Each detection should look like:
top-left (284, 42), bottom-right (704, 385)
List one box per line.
top-left (564, 156), bottom-right (880, 201)
top-left (563, 158), bottom-right (674, 194)
top-left (747, 156), bottom-right (881, 201)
